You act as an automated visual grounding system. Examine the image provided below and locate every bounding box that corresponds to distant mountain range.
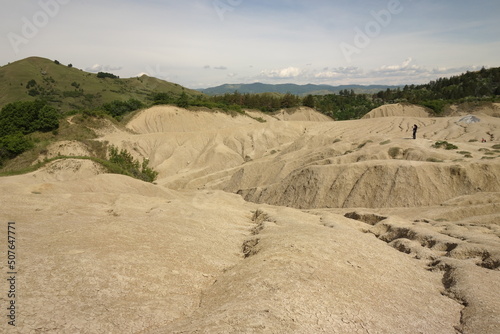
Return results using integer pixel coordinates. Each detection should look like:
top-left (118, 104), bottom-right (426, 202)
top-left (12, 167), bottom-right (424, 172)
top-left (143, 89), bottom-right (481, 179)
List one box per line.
top-left (198, 83), bottom-right (401, 96)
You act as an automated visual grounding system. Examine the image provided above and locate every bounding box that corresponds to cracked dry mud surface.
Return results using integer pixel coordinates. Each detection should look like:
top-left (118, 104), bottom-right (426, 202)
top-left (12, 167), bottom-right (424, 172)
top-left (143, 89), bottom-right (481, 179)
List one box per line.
top-left (1, 105), bottom-right (499, 333)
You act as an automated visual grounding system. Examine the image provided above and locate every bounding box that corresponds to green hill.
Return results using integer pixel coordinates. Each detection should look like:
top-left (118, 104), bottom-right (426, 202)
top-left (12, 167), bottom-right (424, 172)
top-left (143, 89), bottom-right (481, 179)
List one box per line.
top-left (0, 57), bottom-right (202, 112)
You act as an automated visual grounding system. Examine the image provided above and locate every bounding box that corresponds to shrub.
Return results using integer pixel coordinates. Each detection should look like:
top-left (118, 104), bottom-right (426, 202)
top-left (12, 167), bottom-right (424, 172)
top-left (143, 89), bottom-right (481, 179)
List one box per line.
top-left (0, 101), bottom-right (59, 137)
top-left (358, 140), bottom-right (373, 149)
top-left (427, 157), bottom-right (443, 162)
top-left (102, 99), bottom-right (143, 118)
top-left (176, 92), bottom-right (189, 108)
top-left (150, 92), bottom-right (172, 105)
top-left (432, 141), bottom-right (458, 150)
top-left (388, 147), bottom-right (402, 158)
top-left (0, 133), bottom-right (33, 158)
top-left (97, 72), bottom-right (119, 79)
top-left (108, 146), bottom-right (158, 182)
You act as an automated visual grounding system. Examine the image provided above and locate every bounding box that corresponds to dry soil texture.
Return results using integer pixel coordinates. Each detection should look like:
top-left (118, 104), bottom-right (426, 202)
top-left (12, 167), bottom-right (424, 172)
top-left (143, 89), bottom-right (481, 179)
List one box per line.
top-left (1, 105), bottom-right (499, 333)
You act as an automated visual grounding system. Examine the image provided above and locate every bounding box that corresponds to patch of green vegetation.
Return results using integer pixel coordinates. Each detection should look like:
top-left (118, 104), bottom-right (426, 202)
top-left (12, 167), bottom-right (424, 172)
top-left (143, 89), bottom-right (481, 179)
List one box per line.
top-left (427, 157), bottom-right (444, 163)
top-left (421, 100), bottom-right (448, 114)
top-left (457, 151), bottom-right (471, 155)
top-left (432, 141), bottom-right (458, 150)
top-left (380, 140), bottom-right (391, 145)
top-left (0, 57), bottom-right (203, 113)
top-left (0, 146), bottom-right (158, 183)
top-left (468, 139), bottom-right (478, 142)
top-left (0, 100), bottom-right (60, 166)
top-left (108, 146), bottom-right (158, 182)
top-left (388, 147), bottom-right (402, 158)
top-left (483, 152), bottom-right (496, 156)
top-left (481, 156), bottom-right (496, 160)
top-left (357, 140), bottom-right (373, 149)
top-left (492, 144), bottom-right (500, 150)
top-left (102, 99), bottom-right (143, 120)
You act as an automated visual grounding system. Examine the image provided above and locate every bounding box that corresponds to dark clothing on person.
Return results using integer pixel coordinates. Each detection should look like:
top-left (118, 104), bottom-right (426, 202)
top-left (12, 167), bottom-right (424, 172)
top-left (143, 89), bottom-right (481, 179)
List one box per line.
top-left (412, 124), bottom-right (418, 139)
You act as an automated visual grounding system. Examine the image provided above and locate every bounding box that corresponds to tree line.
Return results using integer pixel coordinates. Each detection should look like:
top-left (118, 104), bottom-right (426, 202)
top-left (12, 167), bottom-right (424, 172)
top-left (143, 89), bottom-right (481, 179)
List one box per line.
top-left (372, 67), bottom-right (500, 113)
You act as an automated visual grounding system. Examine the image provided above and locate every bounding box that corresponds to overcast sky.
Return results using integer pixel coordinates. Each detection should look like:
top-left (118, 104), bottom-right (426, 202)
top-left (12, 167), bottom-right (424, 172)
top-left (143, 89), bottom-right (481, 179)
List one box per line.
top-left (1, 0), bottom-right (499, 88)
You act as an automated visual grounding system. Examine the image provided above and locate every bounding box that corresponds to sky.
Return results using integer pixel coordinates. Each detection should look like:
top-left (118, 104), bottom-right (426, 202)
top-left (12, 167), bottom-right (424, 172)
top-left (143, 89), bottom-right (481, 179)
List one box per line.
top-left (1, 0), bottom-right (499, 89)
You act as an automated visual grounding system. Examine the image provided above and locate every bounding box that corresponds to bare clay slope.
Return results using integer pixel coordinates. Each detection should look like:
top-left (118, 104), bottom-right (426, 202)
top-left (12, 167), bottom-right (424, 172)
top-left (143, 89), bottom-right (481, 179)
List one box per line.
top-left (1, 104), bottom-right (499, 333)
top-left (0, 168), bottom-right (463, 333)
top-left (116, 105), bottom-right (500, 209)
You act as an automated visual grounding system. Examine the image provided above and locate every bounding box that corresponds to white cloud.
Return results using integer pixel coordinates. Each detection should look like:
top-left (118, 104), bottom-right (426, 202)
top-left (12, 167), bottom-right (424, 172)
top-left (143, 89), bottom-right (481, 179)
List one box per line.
top-left (261, 66), bottom-right (302, 78)
top-left (85, 64), bottom-right (123, 73)
top-left (315, 66), bottom-right (363, 78)
top-left (373, 58), bottom-right (423, 74)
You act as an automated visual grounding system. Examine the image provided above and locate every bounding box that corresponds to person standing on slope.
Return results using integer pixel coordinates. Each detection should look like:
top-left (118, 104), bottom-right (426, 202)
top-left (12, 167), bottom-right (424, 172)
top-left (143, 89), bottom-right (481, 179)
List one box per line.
top-left (412, 124), bottom-right (418, 139)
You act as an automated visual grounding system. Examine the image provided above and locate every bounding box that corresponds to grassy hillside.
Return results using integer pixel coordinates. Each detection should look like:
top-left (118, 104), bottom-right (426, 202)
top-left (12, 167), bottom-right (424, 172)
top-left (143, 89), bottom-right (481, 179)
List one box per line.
top-left (0, 57), bottom-right (202, 112)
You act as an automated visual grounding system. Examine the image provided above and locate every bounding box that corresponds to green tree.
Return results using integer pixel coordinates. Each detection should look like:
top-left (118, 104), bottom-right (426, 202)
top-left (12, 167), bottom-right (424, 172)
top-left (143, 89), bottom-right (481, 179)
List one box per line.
top-left (176, 92), bottom-right (190, 108)
top-left (303, 94), bottom-right (315, 108)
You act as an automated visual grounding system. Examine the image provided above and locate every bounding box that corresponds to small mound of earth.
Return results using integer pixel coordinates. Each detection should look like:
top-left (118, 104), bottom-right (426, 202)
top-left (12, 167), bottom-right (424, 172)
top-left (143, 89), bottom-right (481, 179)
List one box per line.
top-left (32, 159), bottom-right (106, 182)
top-left (458, 115), bottom-right (481, 124)
top-left (274, 107), bottom-right (334, 122)
top-left (363, 103), bottom-right (430, 119)
top-left (35, 140), bottom-right (92, 164)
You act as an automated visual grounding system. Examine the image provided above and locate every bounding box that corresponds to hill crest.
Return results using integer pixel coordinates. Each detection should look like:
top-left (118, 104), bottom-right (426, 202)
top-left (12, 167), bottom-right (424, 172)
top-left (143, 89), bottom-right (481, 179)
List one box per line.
top-left (0, 56), bottom-right (201, 112)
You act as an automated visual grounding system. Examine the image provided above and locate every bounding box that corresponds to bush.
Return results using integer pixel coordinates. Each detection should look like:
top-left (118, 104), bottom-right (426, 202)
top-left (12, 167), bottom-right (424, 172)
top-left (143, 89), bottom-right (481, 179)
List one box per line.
top-left (176, 92), bottom-right (189, 108)
top-left (0, 101), bottom-right (59, 137)
top-left (108, 146), bottom-right (158, 182)
top-left (150, 92), bottom-right (172, 105)
top-left (421, 100), bottom-right (448, 114)
top-left (0, 101), bottom-right (59, 162)
top-left (0, 133), bottom-right (33, 157)
top-left (102, 99), bottom-right (143, 118)
top-left (388, 147), bottom-right (402, 158)
top-left (97, 72), bottom-right (119, 79)
top-left (432, 141), bottom-right (458, 150)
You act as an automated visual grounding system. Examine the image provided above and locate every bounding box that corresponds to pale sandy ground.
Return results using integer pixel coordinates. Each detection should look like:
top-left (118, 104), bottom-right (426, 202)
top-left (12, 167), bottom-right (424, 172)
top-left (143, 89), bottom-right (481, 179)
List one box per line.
top-left (0, 104), bottom-right (499, 333)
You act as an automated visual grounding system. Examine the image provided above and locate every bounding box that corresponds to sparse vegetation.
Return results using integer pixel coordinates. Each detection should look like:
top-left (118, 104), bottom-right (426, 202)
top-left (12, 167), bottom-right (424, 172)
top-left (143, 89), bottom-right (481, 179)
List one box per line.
top-left (358, 140), bottom-right (373, 149)
top-left (108, 145), bottom-right (158, 182)
top-left (388, 147), bottom-right (402, 158)
top-left (380, 140), bottom-right (391, 145)
top-left (427, 157), bottom-right (444, 163)
top-left (492, 144), bottom-right (500, 149)
top-left (432, 141), bottom-right (458, 150)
